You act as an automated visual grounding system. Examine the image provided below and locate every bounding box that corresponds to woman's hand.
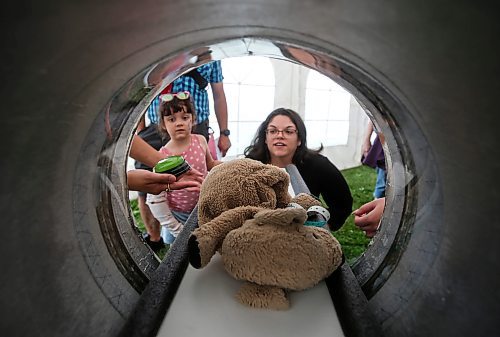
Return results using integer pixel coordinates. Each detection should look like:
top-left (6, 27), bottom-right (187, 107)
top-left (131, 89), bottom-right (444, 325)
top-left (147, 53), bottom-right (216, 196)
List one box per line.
top-left (361, 140), bottom-right (372, 157)
top-left (127, 169), bottom-right (202, 195)
top-left (127, 169), bottom-right (175, 195)
top-left (353, 198), bottom-right (385, 237)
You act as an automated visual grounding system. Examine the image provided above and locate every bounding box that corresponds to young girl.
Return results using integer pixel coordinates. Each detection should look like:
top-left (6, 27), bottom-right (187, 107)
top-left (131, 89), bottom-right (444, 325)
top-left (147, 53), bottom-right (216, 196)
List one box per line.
top-left (147, 91), bottom-right (221, 240)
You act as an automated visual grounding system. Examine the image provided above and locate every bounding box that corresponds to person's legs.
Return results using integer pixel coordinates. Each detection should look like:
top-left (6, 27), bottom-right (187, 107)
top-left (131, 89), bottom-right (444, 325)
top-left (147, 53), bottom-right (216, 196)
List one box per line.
top-left (373, 167), bottom-right (386, 199)
top-left (146, 192), bottom-right (184, 238)
top-left (161, 226), bottom-right (176, 245)
top-left (138, 193), bottom-right (165, 251)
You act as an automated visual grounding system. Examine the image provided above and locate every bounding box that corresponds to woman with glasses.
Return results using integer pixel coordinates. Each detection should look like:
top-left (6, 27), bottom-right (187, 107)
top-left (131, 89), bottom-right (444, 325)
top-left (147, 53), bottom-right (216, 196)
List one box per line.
top-left (244, 108), bottom-right (353, 231)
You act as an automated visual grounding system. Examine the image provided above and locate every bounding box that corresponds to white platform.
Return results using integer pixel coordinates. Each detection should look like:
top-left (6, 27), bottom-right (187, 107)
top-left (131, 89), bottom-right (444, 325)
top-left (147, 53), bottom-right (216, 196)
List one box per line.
top-left (157, 254), bottom-right (344, 337)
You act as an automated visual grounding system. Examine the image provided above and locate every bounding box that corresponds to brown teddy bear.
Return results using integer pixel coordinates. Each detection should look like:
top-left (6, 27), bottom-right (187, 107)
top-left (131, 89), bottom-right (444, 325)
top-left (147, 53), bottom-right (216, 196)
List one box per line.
top-left (188, 158), bottom-right (343, 310)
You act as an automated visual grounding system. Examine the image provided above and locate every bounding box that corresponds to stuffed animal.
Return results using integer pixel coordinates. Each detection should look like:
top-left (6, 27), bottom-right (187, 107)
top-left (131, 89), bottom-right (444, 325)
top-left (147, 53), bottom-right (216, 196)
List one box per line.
top-left (188, 158), bottom-right (343, 310)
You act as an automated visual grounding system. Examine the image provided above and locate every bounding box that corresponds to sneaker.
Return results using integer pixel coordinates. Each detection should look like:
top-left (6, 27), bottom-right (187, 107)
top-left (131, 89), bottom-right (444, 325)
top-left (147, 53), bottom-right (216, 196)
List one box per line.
top-left (143, 233), bottom-right (165, 253)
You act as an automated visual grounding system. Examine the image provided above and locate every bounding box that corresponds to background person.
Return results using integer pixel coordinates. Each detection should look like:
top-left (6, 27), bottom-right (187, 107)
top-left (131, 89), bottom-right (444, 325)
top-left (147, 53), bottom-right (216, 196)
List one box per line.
top-left (361, 121), bottom-right (386, 199)
top-left (244, 108), bottom-right (353, 231)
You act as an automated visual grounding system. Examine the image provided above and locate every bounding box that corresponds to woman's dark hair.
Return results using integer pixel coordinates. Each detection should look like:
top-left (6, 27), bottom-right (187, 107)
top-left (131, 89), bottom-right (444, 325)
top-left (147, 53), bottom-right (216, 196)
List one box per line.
top-left (157, 96), bottom-right (197, 138)
top-left (244, 108), bottom-right (323, 164)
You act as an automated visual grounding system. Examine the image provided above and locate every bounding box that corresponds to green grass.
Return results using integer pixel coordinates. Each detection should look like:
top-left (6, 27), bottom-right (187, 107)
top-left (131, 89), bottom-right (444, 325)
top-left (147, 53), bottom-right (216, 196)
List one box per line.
top-left (129, 165), bottom-right (375, 264)
top-left (336, 165), bottom-right (376, 265)
top-left (130, 198), bottom-right (146, 233)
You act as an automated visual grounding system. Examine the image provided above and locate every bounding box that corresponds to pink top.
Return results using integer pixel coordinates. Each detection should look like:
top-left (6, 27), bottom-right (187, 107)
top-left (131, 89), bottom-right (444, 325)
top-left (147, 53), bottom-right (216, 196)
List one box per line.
top-left (159, 135), bottom-right (208, 213)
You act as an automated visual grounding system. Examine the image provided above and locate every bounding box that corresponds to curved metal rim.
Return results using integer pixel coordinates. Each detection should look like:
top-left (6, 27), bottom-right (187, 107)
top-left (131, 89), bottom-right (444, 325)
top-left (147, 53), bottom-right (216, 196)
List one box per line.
top-left (77, 30), bottom-right (439, 308)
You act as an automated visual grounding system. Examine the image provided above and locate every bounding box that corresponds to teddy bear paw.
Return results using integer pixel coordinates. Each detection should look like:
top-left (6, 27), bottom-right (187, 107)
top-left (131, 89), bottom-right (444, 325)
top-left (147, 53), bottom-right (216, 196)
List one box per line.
top-left (188, 234), bottom-right (202, 269)
top-left (235, 283), bottom-right (290, 310)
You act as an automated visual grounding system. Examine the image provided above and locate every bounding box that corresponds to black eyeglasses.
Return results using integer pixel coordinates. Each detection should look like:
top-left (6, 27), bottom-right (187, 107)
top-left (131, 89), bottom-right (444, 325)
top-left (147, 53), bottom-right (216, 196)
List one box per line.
top-left (265, 127), bottom-right (298, 137)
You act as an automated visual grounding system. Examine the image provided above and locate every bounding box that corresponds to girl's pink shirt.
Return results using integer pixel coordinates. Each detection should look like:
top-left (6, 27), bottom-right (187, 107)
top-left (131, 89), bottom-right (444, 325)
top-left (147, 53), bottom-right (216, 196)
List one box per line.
top-left (160, 135), bottom-right (208, 213)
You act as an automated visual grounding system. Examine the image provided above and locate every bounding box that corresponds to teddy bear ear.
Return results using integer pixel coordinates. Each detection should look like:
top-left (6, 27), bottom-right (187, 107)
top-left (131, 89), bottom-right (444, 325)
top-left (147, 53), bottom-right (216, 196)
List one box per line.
top-left (254, 208), bottom-right (307, 227)
top-left (292, 193), bottom-right (322, 209)
top-left (260, 166), bottom-right (291, 208)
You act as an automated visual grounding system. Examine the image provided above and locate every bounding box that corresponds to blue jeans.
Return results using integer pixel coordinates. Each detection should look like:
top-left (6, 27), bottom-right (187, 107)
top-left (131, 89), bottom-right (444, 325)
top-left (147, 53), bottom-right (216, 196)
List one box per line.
top-left (161, 228), bottom-right (175, 244)
top-left (161, 211), bottom-right (190, 244)
top-left (374, 167), bottom-right (386, 199)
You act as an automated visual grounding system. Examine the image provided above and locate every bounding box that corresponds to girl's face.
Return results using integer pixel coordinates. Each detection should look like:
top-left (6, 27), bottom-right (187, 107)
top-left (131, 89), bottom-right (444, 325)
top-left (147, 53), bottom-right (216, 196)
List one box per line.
top-left (265, 114), bottom-right (301, 164)
top-left (162, 105), bottom-right (194, 140)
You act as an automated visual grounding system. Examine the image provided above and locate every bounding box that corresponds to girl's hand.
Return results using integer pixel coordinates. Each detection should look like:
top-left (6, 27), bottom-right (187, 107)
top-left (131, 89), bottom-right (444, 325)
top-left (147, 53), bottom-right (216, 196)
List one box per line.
top-left (171, 167), bottom-right (204, 192)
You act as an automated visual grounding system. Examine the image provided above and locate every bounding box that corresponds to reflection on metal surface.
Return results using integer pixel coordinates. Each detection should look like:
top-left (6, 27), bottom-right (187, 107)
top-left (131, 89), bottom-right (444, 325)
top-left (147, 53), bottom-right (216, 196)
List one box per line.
top-left (143, 38), bottom-right (345, 94)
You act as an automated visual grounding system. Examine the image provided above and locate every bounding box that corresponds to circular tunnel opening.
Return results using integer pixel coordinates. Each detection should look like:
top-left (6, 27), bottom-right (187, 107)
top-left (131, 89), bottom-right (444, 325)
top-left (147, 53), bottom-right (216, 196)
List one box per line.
top-left (6, 2), bottom-right (496, 336)
top-left (92, 37), bottom-right (434, 301)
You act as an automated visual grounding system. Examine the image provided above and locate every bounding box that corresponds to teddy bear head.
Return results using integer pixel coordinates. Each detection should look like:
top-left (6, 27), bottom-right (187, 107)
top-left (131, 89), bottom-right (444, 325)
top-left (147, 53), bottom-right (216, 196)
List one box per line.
top-left (197, 158), bottom-right (292, 225)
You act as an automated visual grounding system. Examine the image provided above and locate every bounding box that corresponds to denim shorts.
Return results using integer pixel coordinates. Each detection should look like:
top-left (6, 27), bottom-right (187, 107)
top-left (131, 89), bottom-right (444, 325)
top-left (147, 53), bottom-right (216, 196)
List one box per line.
top-left (171, 210), bottom-right (191, 224)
